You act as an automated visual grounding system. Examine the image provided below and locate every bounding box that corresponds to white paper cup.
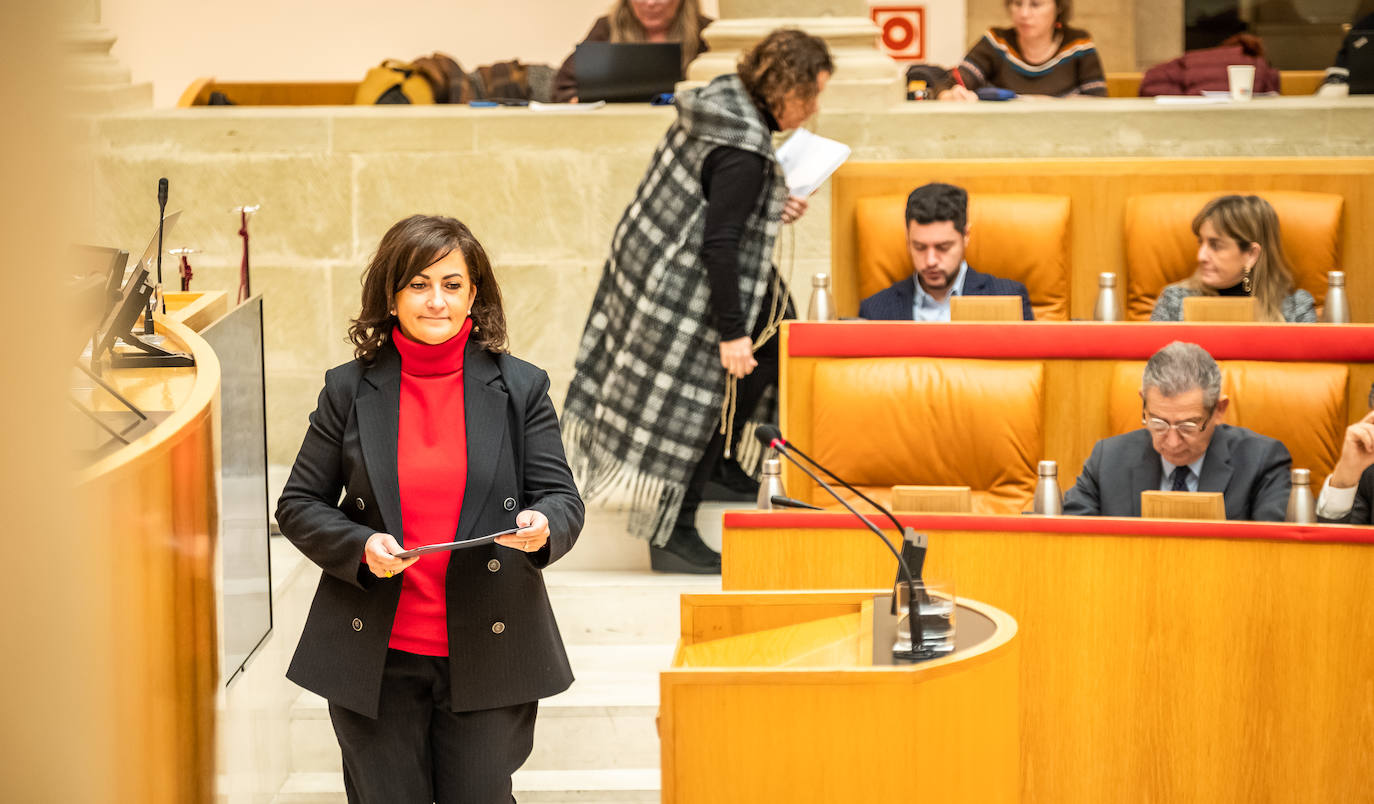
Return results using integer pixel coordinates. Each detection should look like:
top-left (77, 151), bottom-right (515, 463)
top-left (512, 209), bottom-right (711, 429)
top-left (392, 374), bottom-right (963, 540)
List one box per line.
top-left (1228, 64), bottom-right (1256, 102)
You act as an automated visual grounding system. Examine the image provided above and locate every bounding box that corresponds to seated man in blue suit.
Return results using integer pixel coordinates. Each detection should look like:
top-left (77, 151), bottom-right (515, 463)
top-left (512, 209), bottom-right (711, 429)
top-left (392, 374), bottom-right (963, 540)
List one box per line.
top-left (1063, 341), bottom-right (1292, 521)
top-left (858, 182), bottom-right (1034, 321)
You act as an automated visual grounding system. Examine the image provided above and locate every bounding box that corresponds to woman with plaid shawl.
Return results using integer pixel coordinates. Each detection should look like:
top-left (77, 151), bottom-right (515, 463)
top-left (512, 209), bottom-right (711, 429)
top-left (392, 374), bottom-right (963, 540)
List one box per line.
top-left (563, 29), bottom-right (833, 573)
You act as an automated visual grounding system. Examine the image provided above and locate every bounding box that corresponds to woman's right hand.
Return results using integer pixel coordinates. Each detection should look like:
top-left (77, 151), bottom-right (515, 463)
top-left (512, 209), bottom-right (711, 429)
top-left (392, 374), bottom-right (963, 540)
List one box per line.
top-left (719, 336), bottom-right (758, 379)
top-left (365, 532), bottom-right (419, 579)
top-left (938, 85), bottom-right (979, 102)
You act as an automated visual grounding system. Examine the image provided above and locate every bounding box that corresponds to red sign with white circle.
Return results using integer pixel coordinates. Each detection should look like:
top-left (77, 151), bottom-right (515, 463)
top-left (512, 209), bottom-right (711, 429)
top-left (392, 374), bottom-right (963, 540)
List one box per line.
top-left (871, 6), bottom-right (926, 61)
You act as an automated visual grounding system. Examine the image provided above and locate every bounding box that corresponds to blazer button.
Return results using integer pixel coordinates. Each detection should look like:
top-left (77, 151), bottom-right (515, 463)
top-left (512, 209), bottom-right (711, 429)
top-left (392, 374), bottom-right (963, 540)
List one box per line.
top-left (351, 618), bottom-right (363, 632)
top-left (487, 559), bottom-right (501, 572)
top-left (355, 498), bottom-right (365, 511)
top-left (503, 497), bottom-right (516, 511)
top-left (491, 621), bottom-right (506, 635)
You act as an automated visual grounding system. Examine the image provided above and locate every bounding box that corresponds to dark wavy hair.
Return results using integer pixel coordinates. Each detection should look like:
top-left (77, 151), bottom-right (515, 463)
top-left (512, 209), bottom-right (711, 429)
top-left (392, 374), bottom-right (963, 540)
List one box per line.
top-left (348, 215), bottom-right (508, 362)
top-left (737, 28), bottom-right (834, 117)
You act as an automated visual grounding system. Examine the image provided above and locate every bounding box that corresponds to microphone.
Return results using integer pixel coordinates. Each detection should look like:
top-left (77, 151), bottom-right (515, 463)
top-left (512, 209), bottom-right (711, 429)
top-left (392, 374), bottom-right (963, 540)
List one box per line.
top-left (150, 177), bottom-right (170, 325)
top-left (754, 425), bottom-right (927, 661)
top-left (769, 495), bottom-right (822, 511)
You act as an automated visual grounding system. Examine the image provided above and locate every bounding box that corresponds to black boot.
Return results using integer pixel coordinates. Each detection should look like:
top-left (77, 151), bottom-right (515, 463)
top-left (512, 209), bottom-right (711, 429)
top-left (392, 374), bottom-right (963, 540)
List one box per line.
top-left (650, 524), bottom-right (721, 574)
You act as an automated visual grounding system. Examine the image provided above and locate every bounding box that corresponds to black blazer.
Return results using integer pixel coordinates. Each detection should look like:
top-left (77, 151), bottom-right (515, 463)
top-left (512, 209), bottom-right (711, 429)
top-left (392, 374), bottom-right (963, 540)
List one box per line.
top-left (1318, 464), bottom-right (1373, 525)
top-left (858, 266), bottom-right (1035, 321)
top-left (275, 339), bottom-right (584, 718)
top-left (1062, 424), bottom-right (1291, 521)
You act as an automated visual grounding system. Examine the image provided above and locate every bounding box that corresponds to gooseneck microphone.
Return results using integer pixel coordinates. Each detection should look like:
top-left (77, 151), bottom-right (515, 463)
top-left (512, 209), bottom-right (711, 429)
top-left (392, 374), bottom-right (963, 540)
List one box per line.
top-left (754, 425), bottom-right (926, 657)
top-left (145, 177), bottom-right (170, 331)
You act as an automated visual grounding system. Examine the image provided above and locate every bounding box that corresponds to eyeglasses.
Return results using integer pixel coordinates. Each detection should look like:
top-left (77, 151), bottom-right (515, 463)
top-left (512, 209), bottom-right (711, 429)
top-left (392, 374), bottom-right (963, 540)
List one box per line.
top-left (1142, 407), bottom-right (1213, 437)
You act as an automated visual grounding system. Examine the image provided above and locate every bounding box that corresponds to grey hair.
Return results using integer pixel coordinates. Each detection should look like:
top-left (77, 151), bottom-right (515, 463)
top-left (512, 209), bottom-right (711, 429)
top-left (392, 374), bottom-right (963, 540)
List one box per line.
top-left (1141, 341), bottom-right (1222, 411)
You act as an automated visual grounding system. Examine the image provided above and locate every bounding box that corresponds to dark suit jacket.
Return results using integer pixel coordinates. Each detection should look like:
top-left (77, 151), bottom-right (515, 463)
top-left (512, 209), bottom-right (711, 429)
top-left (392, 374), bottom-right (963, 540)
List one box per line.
top-left (1318, 464), bottom-right (1374, 525)
top-left (857, 265), bottom-right (1035, 321)
top-left (1062, 424), bottom-right (1291, 521)
top-left (275, 339), bottom-right (584, 718)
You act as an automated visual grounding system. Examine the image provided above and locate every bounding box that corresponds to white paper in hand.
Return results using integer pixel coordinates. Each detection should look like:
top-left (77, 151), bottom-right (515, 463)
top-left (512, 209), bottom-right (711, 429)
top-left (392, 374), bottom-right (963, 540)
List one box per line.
top-left (774, 128), bottom-right (851, 197)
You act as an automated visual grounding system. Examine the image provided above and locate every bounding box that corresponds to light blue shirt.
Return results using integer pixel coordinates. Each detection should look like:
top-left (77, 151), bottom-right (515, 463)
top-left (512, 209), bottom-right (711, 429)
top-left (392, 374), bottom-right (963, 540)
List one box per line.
top-left (911, 261), bottom-right (969, 322)
top-left (1159, 455), bottom-right (1205, 492)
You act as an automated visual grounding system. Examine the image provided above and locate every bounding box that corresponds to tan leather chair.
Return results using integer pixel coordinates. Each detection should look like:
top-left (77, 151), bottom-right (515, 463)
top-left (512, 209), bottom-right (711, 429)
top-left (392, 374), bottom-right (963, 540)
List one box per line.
top-left (1106, 360), bottom-right (1348, 486)
top-left (1123, 191), bottom-right (1343, 320)
top-left (805, 357), bottom-right (1044, 514)
top-left (854, 193), bottom-right (1071, 320)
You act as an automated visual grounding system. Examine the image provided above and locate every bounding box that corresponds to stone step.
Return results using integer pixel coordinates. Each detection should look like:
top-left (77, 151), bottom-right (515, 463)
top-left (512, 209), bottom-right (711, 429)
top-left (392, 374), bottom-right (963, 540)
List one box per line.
top-left (271, 768), bottom-right (660, 803)
top-left (290, 644), bottom-right (673, 774)
top-left (543, 570), bottom-right (718, 645)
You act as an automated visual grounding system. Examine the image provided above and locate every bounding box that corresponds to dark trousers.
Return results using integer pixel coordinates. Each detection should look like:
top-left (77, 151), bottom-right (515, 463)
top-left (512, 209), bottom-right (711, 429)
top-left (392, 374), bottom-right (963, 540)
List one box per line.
top-left (328, 649), bottom-right (538, 804)
top-left (679, 282), bottom-right (793, 526)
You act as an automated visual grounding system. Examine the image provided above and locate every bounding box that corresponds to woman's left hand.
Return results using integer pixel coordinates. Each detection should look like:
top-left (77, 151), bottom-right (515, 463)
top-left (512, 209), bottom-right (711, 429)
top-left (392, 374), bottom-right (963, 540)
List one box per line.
top-left (781, 195), bottom-right (809, 224)
top-left (495, 509), bottom-right (550, 553)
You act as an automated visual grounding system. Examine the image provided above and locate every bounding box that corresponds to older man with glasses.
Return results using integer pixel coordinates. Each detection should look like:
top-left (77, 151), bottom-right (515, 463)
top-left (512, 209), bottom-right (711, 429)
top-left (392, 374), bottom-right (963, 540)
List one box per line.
top-left (1063, 341), bottom-right (1291, 520)
top-left (1316, 385), bottom-right (1374, 526)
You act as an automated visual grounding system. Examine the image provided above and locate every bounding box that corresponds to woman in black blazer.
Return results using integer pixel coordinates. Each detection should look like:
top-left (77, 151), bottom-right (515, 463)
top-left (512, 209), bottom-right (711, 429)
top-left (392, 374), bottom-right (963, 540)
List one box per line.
top-left (276, 215), bottom-right (583, 803)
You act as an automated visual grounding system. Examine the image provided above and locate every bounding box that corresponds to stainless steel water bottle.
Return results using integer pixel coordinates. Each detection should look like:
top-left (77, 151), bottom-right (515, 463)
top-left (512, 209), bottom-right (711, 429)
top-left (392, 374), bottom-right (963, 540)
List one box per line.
top-left (808, 272), bottom-right (835, 322)
top-left (1323, 271), bottom-right (1350, 324)
top-left (1286, 468), bottom-right (1315, 524)
top-left (1033, 460), bottom-right (1063, 515)
top-left (757, 457), bottom-right (787, 510)
top-left (1094, 272), bottom-right (1120, 322)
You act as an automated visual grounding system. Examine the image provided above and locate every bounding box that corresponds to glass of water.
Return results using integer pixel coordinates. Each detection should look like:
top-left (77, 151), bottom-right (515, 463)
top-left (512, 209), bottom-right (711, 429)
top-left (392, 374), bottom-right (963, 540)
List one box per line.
top-left (893, 577), bottom-right (956, 663)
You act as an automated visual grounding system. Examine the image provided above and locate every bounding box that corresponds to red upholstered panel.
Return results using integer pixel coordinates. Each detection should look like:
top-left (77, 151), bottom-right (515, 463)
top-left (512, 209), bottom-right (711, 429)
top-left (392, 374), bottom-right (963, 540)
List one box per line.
top-left (1123, 191), bottom-right (1343, 320)
top-left (854, 193), bottom-right (1071, 320)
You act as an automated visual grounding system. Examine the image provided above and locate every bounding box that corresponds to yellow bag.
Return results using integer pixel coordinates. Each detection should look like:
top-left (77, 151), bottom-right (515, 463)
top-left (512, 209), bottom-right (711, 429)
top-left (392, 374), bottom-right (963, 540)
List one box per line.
top-left (354, 59), bottom-right (435, 105)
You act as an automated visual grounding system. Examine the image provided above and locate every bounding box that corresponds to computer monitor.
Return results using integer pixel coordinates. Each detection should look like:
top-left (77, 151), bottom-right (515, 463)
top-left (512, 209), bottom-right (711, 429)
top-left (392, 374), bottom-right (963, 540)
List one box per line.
top-left (574, 41), bottom-right (683, 103)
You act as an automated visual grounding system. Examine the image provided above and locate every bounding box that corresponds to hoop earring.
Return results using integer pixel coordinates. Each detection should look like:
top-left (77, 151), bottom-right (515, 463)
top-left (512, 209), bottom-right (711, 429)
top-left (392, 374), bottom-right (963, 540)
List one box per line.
top-left (1242, 267), bottom-right (1252, 294)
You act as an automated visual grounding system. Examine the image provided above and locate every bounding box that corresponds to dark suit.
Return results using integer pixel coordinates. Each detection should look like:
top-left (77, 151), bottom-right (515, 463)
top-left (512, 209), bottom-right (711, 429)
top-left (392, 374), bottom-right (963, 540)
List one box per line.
top-left (1318, 465), bottom-right (1374, 525)
top-left (275, 339), bottom-right (583, 720)
top-left (858, 266), bottom-right (1035, 321)
top-left (1062, 424), bottom-right (1291, 521)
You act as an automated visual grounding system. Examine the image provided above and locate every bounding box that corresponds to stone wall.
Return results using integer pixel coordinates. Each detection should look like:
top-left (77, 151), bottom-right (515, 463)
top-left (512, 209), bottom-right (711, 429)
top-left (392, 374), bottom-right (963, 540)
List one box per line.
top-left (83, 98), bottom-right (1374, 466)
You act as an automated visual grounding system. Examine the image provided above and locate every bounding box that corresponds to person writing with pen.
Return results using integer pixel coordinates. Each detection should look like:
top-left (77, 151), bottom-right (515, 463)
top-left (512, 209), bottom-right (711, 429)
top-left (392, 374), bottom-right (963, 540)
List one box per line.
top-left (275, 215), bottom-right (583, 803)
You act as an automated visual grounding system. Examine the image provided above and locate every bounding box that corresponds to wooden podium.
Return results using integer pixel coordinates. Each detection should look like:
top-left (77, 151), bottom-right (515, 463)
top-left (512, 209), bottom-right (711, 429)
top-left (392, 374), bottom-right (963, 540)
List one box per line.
top-left (719, 511), bottom-right (1374, 803)
top-left (659, 590), bottom-right (1019, 803)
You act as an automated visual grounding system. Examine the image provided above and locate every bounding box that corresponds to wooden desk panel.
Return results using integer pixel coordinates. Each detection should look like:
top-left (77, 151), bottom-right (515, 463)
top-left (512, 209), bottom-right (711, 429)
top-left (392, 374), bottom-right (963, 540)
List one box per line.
top-left (661, 591), bottom-right (1019, 804)
top-left (781, 321), bottom-right (1374, 501)
top-left (720, 512), bottom-right (1374, 804)
top-left (77, 316), bottom-right (219, 804)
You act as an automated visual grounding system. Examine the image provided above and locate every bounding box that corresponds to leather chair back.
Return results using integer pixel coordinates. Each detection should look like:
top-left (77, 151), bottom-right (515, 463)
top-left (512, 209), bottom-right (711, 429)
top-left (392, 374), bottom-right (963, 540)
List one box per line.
top-left (1107, 360), bottom-right (1347, 485)
top-left (854, 193), bottom-right (1071, 320)
top-left (808, 357), bottom-right (1044, 514)
top-left (1123, 191), bottom-right (1343, 319)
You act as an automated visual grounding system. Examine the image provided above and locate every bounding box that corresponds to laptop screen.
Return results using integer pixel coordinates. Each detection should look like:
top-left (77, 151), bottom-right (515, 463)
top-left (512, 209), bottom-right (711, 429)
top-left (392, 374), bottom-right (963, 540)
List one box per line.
top-left (574, 41), bottom-right (683, 103)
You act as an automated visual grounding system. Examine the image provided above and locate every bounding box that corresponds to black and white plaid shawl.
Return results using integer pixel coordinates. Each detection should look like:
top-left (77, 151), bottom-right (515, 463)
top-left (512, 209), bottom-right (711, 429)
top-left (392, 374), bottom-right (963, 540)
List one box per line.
top-left (562, 74), bottom-right (787, 545)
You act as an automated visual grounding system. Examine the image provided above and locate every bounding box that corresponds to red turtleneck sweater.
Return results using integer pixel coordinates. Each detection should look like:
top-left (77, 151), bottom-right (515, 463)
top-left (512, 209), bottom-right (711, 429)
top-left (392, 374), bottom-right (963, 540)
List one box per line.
top-left (389, 320), bottom-right (471, 656)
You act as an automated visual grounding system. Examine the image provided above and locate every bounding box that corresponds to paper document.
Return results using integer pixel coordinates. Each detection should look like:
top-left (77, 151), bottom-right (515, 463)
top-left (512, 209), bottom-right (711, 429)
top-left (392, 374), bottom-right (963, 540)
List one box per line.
top-left (774, 128), bottom-right (851, 197)
top-left (390, 527), bottom-right (521, 559)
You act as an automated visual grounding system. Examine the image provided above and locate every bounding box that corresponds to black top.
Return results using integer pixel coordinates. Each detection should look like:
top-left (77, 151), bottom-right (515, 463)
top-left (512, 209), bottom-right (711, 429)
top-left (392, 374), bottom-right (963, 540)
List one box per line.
top-left (1217, 281), bottom-right (1248, 297)
top-left (699, 102), bottom-right (780, 341)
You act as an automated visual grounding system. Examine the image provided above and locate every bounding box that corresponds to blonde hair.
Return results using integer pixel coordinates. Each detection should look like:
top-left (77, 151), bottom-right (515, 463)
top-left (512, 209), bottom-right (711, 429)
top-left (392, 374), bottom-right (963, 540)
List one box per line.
top-left (1181, 194), bottom-right (1297, 323)
top-left (608, 0), bottom-right (706, 73)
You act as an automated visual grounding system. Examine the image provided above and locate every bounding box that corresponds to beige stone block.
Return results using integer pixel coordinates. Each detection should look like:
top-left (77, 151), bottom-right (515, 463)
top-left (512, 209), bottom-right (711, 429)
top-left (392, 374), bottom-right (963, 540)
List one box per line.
top-left (169, 259), bottom-right (338, 377)
top-left (95, 109), bottom-right (332, 155)
top-left (89, 153), bottom-right (353, 262)
top-left (266, 372), bottom-right (327, 468)
top-left (788, 184), bottom-right (832, 263)
top-left (351, 152), bottom-right (646, 265)
top-left (330, 108), bottom-right (480, 154)
top-left (328, 261), bottom-right (368, 368)
top-left (472, 107), bottom-right (673, 153)
top-left (497, 259), bottom-right (602, 379)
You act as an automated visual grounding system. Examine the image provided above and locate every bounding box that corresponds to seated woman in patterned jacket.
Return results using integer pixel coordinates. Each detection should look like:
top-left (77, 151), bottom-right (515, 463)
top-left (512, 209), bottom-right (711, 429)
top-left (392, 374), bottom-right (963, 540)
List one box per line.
top-left (1151, 194), bottom-right (1317, 323)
